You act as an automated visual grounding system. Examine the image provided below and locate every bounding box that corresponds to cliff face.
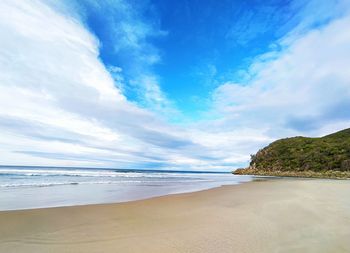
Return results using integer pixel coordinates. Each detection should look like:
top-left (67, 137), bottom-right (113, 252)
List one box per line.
top-left (234, 128), bottom-right (350, 178)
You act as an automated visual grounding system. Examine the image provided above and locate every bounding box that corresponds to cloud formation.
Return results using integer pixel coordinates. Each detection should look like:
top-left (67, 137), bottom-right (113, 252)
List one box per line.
top-left (0, 0), bottom-right (349, 171)
top-left (0, 0), bottom-right (209, 169)
top-left (213, 12), bottom-right (350, 141)
top-left (67, 0), bottom-right (172, 113)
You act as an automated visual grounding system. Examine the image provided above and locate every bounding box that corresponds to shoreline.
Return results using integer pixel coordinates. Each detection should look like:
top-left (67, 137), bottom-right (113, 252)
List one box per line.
top-left (1, 178), bottom-right (350, 252)
top-left (6, 175), bottom-right (337, 213)
top-left (0, 168), bottom-right (253, 211)
top-left (0, 181), bottom-right (245, 213)
top-left (233, 168), bottom-right (350, 179)
top-left (0, 174), bottom-right (253, 212)
top-left (0, 175), bottom-right (335, 213)
top-left (0, 182), bottom-right (251, 213)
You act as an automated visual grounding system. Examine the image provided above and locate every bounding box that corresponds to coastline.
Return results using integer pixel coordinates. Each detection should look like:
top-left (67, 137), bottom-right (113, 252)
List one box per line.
top-left (0, 175), bottom-right (253, 212)
top-left (0, 168), bottom-right (252, 211)
top-left (233, 168), bottom-right (350, 179)
top-left (1, 178), bottom-right (350, 252)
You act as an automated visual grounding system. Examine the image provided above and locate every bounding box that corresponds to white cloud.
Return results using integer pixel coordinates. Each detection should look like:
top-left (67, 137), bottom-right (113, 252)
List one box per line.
top-left (0, 0), bottom-right (207, 169)
top-left (211, 13), bottom-right (350, 155)
top-left (0, 0), bottom-right (350, 171)
top-left (67, 0), bottom-right (171, 113)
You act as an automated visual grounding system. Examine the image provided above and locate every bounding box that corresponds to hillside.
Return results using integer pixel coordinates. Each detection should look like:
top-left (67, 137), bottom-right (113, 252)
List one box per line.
top-left (234, 128), bottom-right (350, 178)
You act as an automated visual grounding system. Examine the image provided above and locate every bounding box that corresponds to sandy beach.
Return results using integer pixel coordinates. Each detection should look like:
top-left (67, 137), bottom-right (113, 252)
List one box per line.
top-left (1, 178), bottom-right (350, 253)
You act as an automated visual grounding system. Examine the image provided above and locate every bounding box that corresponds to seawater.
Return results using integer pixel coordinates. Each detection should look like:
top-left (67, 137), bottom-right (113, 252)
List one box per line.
top-left (0, 166), bottom-right (252, 211)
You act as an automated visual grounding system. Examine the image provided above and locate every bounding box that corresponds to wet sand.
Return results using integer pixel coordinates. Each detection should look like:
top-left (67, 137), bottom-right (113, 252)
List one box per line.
top-left (1, 179), bottom-right (350, 253)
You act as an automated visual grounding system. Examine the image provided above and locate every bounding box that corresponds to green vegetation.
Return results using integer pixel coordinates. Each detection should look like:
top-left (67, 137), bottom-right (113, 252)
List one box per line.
top-left (234, 128), bottom-right (350, 179)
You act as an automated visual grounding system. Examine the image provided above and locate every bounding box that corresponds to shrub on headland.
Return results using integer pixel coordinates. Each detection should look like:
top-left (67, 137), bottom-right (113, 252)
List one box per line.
top-left (234, 128), bottom-right (350, 179)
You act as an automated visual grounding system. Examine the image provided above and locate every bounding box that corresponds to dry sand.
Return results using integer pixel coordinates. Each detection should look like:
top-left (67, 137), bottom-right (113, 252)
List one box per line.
top-left (0, 178), bottom-right (350, 253)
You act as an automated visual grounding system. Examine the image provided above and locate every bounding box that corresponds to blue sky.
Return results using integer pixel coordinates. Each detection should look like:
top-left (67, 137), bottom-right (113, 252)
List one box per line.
top-left (80, 0), bottom-right (297, 116)
top-left (0, 0), bottom-right (349, 170)
top-left (78, 0), bottom-right (346, 117)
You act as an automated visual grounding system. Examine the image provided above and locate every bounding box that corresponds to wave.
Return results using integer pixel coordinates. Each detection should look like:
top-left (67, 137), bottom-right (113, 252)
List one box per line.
top-left (0, 180), bottom-right (139, 188)
top-left (1, 182), bottom-right (80, 188)
top-left (0, 168), bottom-right (185, 178)
top-left (0, 167), bottom-right (226, 189)
top-left (0, 179), bottom-right (213, 188)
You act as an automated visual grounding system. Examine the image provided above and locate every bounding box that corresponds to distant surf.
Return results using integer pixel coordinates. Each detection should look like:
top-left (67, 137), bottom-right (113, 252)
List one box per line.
top-left (0, 166), bottom-right (252, 210)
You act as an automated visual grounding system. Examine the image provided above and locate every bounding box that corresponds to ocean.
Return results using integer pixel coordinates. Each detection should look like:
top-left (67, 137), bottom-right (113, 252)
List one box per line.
top-left (0, 166), bottom-right (252, 211)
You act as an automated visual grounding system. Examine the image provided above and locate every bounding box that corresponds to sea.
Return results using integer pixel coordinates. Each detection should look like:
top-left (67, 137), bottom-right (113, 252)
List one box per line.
top-left (0, 166), bottom-right (252, 211)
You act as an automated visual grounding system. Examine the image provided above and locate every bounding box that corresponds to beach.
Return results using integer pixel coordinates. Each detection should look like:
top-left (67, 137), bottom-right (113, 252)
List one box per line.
top-left (1, 178), bottom-right (350, 253)
top-left (0, 167), bottom-right (252, 211)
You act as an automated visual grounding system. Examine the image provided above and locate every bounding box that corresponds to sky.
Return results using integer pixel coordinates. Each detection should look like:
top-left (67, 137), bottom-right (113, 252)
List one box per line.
top-left (0, 0), bottom-right (350, 171)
